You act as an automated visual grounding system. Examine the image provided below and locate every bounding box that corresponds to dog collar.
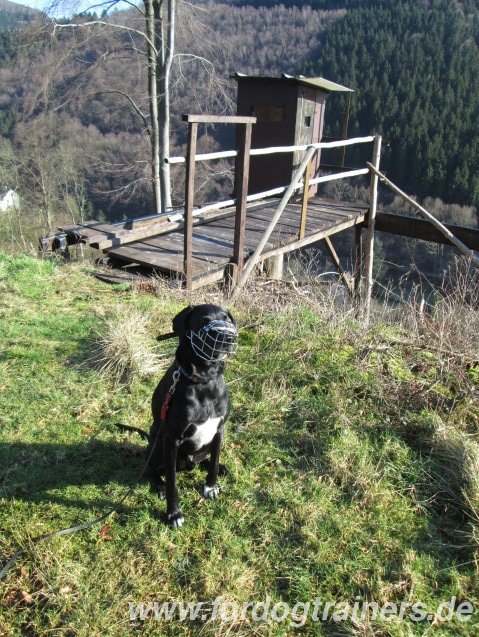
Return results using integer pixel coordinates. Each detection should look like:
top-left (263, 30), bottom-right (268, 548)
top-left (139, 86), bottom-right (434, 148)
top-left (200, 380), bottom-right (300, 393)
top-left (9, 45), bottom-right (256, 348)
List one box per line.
top-left (176, 363), bottom-right (212, 384)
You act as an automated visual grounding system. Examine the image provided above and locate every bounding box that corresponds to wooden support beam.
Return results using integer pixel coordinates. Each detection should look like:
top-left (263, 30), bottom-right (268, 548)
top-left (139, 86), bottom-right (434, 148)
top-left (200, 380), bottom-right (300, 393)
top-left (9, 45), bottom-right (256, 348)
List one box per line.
top-left (184, 121), bottom-right (198, 292)
top-left (232, 122), bottom-right (253, 277)
top-left (323, 236), bottom-right (354, 296)
top-left (339, 92), bottom-right (351, 168)
top-left (263, 253), bottom-right (284, 280)
top-left (182, 114), bottom-right (257, 125)
top-left (367, 163), bottom-right (479, 267)
top-left (299, 160), bottom-right (313, 239)
top-left (354, 224), bottom-right (363, 306)
top-left (229, 145), bottom-right (318, 303)
top-left (363, 135), bottom-right (382, 322)
top-left (374, 212), bottom-right (479, 251)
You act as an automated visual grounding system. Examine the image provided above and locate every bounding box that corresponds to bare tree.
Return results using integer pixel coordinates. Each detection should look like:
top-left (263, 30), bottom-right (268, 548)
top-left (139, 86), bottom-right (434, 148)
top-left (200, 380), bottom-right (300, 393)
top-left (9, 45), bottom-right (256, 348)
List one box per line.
top-left (52, 0), bottom-right (177, 213)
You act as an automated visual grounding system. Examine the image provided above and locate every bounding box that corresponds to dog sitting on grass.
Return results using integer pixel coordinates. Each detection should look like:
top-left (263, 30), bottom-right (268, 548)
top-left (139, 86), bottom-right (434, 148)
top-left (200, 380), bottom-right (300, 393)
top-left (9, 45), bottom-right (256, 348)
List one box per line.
top-left (117, 304), bottom-right (237, 527)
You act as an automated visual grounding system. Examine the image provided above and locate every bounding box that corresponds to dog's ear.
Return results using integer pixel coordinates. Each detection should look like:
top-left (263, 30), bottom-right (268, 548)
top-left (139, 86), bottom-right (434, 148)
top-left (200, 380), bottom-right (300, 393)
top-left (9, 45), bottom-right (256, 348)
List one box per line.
top-left (226, 310), bottom-right (236, 327)
top-left (172, 305), bottom-right (195, 336)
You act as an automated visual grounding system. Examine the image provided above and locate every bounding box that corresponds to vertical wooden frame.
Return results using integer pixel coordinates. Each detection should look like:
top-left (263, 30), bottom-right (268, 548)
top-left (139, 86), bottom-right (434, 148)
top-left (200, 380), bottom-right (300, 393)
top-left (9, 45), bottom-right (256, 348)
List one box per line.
top-left (183, 121), bottom-right (198, 292)
top-left (233, 122), bottom-right (253, 277)
top-left (299, 158), bottom-right (314, 239)
top-left (354, 224), bottom-right (363, 308)
top-left (363, 134), bottom-right (382, 321)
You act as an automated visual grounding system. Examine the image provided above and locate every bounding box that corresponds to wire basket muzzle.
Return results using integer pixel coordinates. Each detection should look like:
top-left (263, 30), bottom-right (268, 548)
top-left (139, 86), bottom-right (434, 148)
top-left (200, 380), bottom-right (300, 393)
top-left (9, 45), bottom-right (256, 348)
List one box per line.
top-left (187, 320), bottom-right (238, 361)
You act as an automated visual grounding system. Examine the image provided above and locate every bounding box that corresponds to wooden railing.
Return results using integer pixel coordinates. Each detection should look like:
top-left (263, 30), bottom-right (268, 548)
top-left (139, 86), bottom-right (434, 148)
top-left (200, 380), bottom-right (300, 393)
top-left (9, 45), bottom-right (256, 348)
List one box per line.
top-left (170, 114), bottom-right (377, 292)
top-left (181, 114), bottom-right (256, 291)
top-left (170, 119), bottom-right (478, 311)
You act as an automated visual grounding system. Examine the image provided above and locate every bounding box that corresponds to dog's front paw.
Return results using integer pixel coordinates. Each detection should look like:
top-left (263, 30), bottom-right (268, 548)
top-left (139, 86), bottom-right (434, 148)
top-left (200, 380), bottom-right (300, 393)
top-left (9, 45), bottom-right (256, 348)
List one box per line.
top-left (167, 511), bottom-right (185, 528)
top-left (203, 483), bottom-right (220, 499)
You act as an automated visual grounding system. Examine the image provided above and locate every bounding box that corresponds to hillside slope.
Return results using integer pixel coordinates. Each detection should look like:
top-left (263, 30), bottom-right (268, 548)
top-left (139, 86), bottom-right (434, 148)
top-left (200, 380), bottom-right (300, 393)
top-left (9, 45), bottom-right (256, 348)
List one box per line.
top-left (0, 253), bottom-right (478, 635)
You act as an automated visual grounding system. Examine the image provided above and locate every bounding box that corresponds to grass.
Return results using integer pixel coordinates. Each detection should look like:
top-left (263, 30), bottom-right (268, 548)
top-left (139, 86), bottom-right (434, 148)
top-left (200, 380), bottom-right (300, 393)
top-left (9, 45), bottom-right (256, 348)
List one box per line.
top-left (0, 252), bottom-right (478, 636)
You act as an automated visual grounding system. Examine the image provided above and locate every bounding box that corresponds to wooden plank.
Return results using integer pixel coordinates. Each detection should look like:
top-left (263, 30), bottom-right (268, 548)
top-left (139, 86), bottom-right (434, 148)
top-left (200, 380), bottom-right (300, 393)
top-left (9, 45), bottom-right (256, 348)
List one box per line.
top-left (303, 202), bottom-right (360, 220)
top-left (309, 196), bottom-right (368, 212)
top-left (290, 201), bottom-right (361, 220)
top-left (195, 218), bottom-right (277, 251)
top-left (90, 222), bottom-right (172, 250)
top-left (182, 114), bottom-right (257, 124)
top-left (108, 243), bottom-right (215, 276)
top-left (90, 206), bottom-right (240, 251)
top-left (281, 203), bottom-right (353, 228)
top-left (139, 233), bottom-right (232, 263)
top-left (246, 209), bottom-right (326, 238)
top-left (374, 212), bottom-right (479, 251)
top-left (191, 267), bottom-right (226, 290)
top-left (257, 213), bottom-right (365, 261)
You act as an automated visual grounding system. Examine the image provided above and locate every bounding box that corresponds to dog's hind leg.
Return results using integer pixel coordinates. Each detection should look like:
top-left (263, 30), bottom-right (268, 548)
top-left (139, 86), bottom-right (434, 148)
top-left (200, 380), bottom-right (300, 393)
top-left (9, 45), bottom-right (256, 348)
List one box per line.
top-left (147, 467), bottom-right (166, 499)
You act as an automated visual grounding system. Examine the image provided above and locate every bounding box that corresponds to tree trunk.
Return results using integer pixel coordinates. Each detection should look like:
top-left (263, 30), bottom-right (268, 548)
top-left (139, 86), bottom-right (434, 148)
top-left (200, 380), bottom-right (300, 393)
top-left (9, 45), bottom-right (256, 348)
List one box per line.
top-left (145, 0), bottom-right (162, 214)
top-left (157, 0), bottom-right (174, 211)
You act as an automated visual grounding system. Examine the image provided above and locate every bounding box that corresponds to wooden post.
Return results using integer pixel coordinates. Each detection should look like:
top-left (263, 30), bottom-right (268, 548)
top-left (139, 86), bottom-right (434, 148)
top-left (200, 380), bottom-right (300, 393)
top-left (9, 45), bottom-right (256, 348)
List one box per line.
top-left (299, 160), bottom-right (313, 239)
top-left (323, 236), bottom-right (354, 296)
top-left (229, 145), bottom-right (317, 303)
top-left (233, 122), bottom-right (253, 277)
top-left (264, 253), bottom-right (284, 280)
top-left (354, 224), bottom-right (363, 307)
top-left (363, 134), bottom-right (382, 322)
top-left (339, 92), bottom-right (351, 168)
top-left (184, 121), bottom-right (198, 292)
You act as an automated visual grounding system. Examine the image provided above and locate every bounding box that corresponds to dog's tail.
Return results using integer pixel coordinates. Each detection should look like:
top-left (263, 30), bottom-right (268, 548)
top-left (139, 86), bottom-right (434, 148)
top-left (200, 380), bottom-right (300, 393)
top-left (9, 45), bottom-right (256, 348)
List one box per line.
top-left (113, 423), bottom-right (150, 442)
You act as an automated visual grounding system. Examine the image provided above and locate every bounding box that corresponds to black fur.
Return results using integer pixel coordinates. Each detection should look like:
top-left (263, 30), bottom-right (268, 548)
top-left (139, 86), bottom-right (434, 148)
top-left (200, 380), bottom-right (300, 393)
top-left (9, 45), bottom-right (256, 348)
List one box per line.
top-left (147, 303), bottom-right (236, 528)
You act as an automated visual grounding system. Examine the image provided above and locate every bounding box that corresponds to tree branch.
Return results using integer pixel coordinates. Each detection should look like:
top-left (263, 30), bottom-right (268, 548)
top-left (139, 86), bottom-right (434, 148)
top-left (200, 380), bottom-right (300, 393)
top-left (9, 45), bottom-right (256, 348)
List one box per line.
top-left (93, 90), bottom-right (151, 135)
top-left (53, 20), bottom-right (158, 57)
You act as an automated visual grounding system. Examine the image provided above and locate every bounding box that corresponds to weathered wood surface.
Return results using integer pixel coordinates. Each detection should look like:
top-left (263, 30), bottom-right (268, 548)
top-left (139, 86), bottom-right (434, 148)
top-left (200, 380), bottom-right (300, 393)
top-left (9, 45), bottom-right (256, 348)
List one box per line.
top-left (374, 212), bottom-right (479, 251)
top-left (106, 196), bottom-right (368, 283)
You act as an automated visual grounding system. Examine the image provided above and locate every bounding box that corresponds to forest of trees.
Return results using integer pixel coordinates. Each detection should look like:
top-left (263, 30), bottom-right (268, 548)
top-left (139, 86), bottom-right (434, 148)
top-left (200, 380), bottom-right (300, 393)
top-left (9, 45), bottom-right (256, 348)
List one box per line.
top-left (310, 0), bottom-right (479, 210)
top-left (0, 0), bottom-right (477, 268)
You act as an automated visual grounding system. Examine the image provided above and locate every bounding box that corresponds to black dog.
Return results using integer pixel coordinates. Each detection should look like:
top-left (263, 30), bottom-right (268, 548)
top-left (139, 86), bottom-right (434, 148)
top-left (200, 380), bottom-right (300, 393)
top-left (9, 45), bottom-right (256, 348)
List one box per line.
top-left (142, 304), bottom-right (237, 528)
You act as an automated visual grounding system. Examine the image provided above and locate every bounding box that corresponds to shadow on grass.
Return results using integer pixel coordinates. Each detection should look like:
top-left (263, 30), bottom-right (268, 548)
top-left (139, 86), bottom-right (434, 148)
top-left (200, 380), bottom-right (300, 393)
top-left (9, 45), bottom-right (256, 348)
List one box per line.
top-left (0, 439), bottom-right (151, 513)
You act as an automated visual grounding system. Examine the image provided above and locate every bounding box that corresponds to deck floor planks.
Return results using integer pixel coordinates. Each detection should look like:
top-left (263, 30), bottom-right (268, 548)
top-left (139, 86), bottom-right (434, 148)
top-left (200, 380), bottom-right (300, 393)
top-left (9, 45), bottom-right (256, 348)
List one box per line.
top-left (247, 206), bottom-right (334, 236)
top-left (100, 197), bottom-right (368, 278)
top-left (139, 232), bottom-right (233, 263)
top-left (108, 242), bottom-right (215, 276)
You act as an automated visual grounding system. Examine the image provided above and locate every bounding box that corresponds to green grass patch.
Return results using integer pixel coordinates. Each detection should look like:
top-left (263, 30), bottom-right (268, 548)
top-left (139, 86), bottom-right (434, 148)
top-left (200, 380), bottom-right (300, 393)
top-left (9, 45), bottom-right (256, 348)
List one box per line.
top-left (0, 253), bottom-right (478, 636)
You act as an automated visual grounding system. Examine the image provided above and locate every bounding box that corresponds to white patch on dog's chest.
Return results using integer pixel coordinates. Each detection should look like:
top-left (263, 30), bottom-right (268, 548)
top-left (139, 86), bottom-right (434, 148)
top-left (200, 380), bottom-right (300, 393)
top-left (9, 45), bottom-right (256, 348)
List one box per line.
top-left (186, 417), bottom-right (221, 448)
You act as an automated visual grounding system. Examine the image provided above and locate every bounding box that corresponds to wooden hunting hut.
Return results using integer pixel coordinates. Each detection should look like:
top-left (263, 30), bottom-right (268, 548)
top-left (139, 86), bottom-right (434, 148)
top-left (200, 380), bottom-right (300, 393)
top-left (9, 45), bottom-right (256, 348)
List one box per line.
top-left (234, 73), bottom-right (353, 195)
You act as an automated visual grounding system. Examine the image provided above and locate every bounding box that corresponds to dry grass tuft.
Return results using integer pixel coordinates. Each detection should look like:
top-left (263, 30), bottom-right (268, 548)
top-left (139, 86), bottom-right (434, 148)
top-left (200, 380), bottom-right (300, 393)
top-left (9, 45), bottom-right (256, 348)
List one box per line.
top-left (88, 307), bottom-right (163, 384)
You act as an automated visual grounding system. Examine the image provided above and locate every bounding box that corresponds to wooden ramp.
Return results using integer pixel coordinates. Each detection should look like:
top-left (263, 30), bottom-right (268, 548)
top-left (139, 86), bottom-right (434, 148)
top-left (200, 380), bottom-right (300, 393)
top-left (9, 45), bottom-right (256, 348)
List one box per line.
top-left (61, 196), bottom-right (367, 289)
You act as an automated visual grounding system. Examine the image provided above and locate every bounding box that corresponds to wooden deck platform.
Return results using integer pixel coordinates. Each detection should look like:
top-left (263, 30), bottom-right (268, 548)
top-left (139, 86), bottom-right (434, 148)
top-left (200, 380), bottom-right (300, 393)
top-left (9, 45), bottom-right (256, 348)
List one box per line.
top-left (60, 196), bottom-right (368, 289)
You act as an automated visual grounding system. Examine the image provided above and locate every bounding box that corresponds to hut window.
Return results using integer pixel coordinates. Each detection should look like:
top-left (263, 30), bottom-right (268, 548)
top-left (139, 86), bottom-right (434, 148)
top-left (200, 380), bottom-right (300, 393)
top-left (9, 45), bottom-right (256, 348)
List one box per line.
top-left (251, 105), bottom-right (284, 122)
top-left (304, 116), bottom-right (312, 127)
